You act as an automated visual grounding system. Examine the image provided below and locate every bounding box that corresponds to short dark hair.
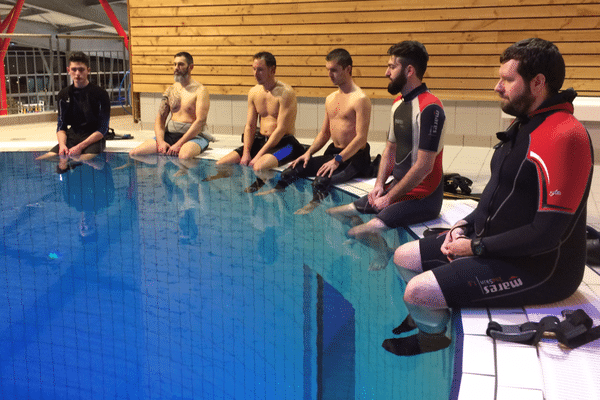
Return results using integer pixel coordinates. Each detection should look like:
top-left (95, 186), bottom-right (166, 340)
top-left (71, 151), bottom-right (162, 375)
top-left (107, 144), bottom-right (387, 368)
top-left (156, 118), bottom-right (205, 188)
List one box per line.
top-left (387, 41), bottom-right (429, 80)
top-left (174, 51), bottom-right (194, 65)
top-left (500, 38), bottom-right (565, 94)
top-left (68, 51), bottom-right (90, 68)
top-left (253, 51), bottom-right (276, 68)
top-left (326, 48), bottom-right (353, 69)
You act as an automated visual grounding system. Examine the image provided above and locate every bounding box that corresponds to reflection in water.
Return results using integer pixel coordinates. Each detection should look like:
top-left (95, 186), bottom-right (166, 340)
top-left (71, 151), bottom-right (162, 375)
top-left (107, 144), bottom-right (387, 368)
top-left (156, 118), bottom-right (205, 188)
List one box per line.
top-left (303, 265), bottom-right (355, 400)
top-left (58, 155), bottom-right (115, 241)
top-left (0, 152), bottom-right (454, 400)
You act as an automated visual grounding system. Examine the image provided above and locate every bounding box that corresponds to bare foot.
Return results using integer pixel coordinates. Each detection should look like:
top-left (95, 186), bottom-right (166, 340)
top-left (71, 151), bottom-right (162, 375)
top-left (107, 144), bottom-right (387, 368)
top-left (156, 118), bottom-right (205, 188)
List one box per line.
top-left (254, 188), bottom-right (283, 196)
top-left (294, 200), bottom-right (320, 215)
top-left (326, 208), bottom-right (363, 227)
top-left (114, 161), bottom-right (131, 170)
top-left (173, 168), bottom-right (189, 178)
top-left (203, 170), bottom-right (233, 182)
top-left (369, 247), bottom-right (393, 271)
top-left (243, 178), bottom-right (265, 193)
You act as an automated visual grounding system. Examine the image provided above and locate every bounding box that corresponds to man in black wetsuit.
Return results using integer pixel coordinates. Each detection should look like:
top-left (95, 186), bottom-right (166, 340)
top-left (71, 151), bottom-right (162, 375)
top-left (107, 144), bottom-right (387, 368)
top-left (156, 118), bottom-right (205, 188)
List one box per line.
top-left (37, 51), bottom-right (110, 161)
top-left (385, 38), bottom-right (594, 356)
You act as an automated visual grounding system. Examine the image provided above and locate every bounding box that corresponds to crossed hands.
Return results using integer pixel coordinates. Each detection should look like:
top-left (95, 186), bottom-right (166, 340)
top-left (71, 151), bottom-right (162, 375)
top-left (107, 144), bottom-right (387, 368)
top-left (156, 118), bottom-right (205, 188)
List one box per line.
top-left (367, 185), bottom-right (391, 212)
top-left (440, 225), bottom-right (474, 262)
top-left (157, 140), bottom-right (183, 156)
top-left (58, 144), bottom-right (83, 157)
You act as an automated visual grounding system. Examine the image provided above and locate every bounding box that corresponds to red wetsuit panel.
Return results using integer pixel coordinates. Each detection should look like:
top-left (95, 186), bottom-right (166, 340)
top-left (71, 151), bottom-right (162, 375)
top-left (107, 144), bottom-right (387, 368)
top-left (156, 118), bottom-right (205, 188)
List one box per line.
top-left (528, 111), bottom-right (592, 213)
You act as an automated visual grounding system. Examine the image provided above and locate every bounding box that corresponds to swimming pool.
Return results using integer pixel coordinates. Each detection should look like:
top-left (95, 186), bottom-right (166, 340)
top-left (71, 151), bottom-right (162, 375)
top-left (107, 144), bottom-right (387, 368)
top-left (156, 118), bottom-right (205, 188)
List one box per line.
top-left (0, 151), bottom-right (457, 399)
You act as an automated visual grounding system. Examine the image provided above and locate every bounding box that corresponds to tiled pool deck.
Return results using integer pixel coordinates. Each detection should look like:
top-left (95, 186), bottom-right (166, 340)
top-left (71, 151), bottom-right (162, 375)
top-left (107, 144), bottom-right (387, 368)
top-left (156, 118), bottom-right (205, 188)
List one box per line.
top-left (2, 115), bottom-right (600, 400)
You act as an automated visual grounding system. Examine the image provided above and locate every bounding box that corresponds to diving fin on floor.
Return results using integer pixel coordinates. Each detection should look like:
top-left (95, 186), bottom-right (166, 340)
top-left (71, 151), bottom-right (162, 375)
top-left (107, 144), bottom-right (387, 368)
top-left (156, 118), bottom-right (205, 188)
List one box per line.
top-left (486, 309), bottom-right (599, 349)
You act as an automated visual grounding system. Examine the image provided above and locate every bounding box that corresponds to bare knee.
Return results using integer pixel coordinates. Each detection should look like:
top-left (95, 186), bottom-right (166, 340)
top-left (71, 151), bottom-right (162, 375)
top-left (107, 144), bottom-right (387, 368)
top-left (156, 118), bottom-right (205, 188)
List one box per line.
top-left (403, 271), bottom-right (447, 309)
top-left (252, 154), bottom-right (277, 172)
top-left (129, 147), bottom-right (148, 157)
top-left (128, 144), bottom-right (139, 156)
top-left (394, 241), bottom-right (421, 272)
top-left (178, 150), bottom-right (195, 160)
top-left (179, 143), bottom-right (203, 160)
top-left (216, 151), bottom-right (240, 165)
top-left (129, 139), bottom-right (156, 156)
top-left (403, 275), bottom-right (430, 307)
top-left (393, 243), bottom-right (410, 265)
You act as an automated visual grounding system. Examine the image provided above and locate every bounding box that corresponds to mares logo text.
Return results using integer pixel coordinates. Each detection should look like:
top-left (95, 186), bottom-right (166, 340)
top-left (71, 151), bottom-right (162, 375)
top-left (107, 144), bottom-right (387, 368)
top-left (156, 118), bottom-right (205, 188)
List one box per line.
top-left (481, 276), bottom-right (523, 295)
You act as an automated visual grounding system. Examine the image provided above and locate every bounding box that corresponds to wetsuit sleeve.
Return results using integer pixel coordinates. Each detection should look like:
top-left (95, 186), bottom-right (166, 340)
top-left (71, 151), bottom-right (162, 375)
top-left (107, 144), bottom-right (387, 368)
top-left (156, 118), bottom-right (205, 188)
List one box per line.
top-left (418, 103), bottom-right (445, 152)
top-left (95, 86), bottom-right (111, 137)
top-left (481, 122), bottom-right (593, 258)
top-left (56, 88), bottom-right (70, 132)
top-left (462, 211), bottom-right (476, 228)
top-left (483, 212), bottom-right (578, 257)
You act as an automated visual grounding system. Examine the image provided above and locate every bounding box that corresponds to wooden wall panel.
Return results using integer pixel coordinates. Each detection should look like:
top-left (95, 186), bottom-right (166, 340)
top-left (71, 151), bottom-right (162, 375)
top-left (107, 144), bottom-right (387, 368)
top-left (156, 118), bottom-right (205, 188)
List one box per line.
top-left (127, 0), bottom-right (600, 101)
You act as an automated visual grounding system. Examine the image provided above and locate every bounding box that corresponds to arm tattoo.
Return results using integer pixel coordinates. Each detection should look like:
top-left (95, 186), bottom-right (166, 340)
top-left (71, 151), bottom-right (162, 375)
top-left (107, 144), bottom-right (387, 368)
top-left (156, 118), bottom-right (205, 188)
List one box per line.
top-left (159, 96), bottom-right (170, 116)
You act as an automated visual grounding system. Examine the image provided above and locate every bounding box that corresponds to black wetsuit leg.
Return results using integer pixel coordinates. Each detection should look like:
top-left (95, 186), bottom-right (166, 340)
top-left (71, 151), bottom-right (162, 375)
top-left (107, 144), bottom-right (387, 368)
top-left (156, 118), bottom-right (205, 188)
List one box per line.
top-left (50, 129), bottom-right (106, 154)
top-left (419, 233), bottom-right (584, 308)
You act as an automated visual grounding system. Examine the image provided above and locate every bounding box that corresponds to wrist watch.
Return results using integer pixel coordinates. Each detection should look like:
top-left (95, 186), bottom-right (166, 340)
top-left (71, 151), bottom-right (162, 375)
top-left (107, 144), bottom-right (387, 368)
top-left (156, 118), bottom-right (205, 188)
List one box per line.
top-left (334, 154), bottom-right (343, 163)
top-left (471, 237), bottom-right (486, 257)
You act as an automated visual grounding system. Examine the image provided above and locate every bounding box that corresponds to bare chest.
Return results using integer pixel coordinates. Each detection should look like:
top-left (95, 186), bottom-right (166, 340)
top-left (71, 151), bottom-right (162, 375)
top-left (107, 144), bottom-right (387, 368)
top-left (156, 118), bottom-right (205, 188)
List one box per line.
top-left (168, 85), bottom-right (198, 114)
top-left (254, 93), bottom-right (280, 118)
top-left (327, 95), bottom-right (356, 122)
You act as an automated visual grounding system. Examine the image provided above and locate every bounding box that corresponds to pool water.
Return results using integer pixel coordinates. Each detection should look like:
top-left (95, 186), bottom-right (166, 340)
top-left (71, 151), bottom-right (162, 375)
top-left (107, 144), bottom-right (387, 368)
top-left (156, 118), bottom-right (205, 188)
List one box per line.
top-left (0, 152), bottom-right (455, 400)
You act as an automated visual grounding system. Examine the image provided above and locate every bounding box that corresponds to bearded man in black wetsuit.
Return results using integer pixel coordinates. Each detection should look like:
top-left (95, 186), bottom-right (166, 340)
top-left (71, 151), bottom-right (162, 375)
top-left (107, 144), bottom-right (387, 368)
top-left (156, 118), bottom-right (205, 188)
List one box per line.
top-left (385, 38), bottom-right (594, 356)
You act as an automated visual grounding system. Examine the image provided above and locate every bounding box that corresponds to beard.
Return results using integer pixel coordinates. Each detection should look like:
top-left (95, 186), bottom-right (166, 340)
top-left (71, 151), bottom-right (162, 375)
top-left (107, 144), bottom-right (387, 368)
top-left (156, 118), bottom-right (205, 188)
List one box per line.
top-left (500, 85), bottom-right (536, 117)
top-left (387, 69), bottom-right (407, 95)
top-left (174, 68), bottom-right (190, 83)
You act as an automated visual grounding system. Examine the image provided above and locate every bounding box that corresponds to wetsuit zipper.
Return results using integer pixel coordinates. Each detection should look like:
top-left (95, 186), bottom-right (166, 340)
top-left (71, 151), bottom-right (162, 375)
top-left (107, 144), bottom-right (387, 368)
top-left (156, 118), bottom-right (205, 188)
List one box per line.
top-left (482, 136), bottom-right (515, 238)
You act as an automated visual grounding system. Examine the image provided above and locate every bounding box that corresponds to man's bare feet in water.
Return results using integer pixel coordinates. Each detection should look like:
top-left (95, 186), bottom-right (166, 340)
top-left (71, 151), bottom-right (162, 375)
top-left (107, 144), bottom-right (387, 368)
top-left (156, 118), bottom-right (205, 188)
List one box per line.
top-left (294, 200), bottom-right (321, 215)
top-left (243, 178), bottom-right (265, 193)
top-left (114, 160), bottom-right (132, 170)
top-left (173, 167), bottom-right (189, 178)
top-left (326, 205), bottom-right (364, 227)
top-left (254, 187), bottom-right (284, 196)
top-left (369, 246), bottom-right (394, 271)
top-left (203, 168), bottom-right (233, 182)
top-left (346, 219), bottom-right (393, 271)
top-left (56, 158), bottom-right (82, 173)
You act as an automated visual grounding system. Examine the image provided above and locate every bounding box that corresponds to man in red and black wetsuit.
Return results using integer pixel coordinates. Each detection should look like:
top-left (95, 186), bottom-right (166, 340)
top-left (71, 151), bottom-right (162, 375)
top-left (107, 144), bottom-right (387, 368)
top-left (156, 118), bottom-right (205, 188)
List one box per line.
top-left (386, 38), bottom-right (594, 356)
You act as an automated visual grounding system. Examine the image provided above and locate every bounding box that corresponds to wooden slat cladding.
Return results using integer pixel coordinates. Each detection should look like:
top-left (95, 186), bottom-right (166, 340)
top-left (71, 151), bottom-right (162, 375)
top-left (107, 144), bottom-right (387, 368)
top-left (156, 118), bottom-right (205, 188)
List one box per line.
top-left (130, 4), bottom-right (600, 24)
top-left (128, 0), bottom-right (600, 100)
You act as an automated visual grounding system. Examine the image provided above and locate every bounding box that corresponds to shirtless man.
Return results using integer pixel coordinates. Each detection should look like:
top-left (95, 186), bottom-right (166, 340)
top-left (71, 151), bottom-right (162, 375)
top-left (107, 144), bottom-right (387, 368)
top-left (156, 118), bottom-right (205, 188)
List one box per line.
top-left (256, 48), bottom-right (372, 215)
top-left (206, 52), bottom-right (305, 191)
top-left (129, 52), bottom-right (211, 160)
